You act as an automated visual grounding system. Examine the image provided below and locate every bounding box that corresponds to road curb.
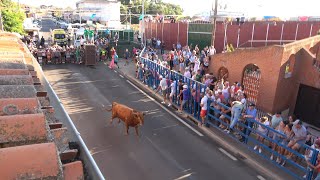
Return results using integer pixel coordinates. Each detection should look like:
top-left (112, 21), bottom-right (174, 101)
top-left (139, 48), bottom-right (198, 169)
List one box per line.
top-left (119, 70), bottom-right (287, 180)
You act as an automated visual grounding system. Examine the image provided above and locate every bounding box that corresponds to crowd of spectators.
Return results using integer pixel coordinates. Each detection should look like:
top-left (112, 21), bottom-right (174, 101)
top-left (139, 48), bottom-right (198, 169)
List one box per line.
top-left (134, 39), bottom-right (319, 178)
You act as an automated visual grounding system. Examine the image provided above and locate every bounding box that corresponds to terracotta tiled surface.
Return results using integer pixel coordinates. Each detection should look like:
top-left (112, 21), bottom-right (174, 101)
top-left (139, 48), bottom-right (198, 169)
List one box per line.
top-left (51, 127), bottom-right (70, 153)
top-left (0, 85), bottom-right (37, 98)
top-left (0, 114), bottom-right (48, 146)
top-left (0, 98), bottom-right (39, 115)
top-left (0, 75), bottom-right (33, 85)
top-left (0, 69), bottom-right (29, 75)
top-left (63, 161), bottom-right (84, 180)
top-left (0, 32), bottom-right (86, 179)
top-left (0, 142), bottom-right (62, 179)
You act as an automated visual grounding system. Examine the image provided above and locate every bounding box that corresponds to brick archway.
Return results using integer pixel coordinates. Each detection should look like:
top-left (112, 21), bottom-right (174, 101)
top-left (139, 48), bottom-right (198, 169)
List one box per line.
top-left (242, 64), bottom-right (261, 104)
top-left (217, 66), bottom-right (229, 81)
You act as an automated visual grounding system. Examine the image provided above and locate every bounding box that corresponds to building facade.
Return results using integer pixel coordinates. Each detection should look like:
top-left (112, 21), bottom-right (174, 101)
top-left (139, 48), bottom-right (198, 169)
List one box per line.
top-left (76, 0), bottom-right (120, 29)
top-left (209, 35), bottom-right (320, 127)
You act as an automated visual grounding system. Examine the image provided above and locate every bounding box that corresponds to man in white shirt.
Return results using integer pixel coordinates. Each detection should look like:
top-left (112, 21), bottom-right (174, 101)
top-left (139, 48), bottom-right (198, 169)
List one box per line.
top-left (287, 120), bottom-right (307, 159)
top-left (155, 75), bottom-right (168, 104)
top-left (168, 79), bottom-right (176, 107)
top-left (200, 92), bottom-right (208, 126)
top-left (156, 39), bottom-right (161, 50)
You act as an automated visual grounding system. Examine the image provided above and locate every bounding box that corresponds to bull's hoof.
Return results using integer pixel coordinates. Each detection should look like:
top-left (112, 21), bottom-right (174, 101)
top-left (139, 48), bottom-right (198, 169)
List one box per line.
top-left (124, 133), bottom-right (129, 136)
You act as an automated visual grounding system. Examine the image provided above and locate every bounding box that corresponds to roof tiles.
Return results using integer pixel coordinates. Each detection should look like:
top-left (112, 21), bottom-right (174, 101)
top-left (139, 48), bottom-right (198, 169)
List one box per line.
top-left (0, 98), bottom-right (39, 115)
top-left (0, 33), bottom-right (87, 179)
top-left (0, 142), bottom-right (62, 180)
top-left (63, 161), bottom-right (84, 180)
top-left (0, 114), bottom-right (48, 147)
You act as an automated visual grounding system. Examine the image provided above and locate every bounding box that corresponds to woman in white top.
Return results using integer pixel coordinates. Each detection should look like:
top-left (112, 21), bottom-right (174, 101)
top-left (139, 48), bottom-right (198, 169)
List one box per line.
top-left (193, 56), bottom-right (200, 73)
top-left (254, 117), bottom-right (270, 153)
top-left (222, 81), bottom-right (230, 102)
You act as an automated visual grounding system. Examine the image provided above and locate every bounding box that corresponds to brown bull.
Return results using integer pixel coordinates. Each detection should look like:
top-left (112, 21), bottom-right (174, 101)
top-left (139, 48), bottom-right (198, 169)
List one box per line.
top-left (106, 102), bottom-right (145, 136)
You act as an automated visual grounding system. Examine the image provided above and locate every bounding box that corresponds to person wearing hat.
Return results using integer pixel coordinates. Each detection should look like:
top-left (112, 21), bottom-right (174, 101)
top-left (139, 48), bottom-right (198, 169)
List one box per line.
top-left (178, 84), bottom-right (190, 113)
top-left (286, 119), bottom-right (307, 160)
top-left (155, 75), bottom-right (168, 104)
top-left (240, 103), bottom-right (257, 143)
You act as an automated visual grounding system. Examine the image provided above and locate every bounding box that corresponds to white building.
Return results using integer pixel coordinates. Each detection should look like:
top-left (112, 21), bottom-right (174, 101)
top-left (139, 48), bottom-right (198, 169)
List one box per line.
top-left (76, 0), bottom-right (120, 29)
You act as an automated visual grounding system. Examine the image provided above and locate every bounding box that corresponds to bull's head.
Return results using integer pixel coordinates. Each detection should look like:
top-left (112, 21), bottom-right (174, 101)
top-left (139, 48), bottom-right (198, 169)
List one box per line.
top-left (133, 111), bottom-right (145, 126)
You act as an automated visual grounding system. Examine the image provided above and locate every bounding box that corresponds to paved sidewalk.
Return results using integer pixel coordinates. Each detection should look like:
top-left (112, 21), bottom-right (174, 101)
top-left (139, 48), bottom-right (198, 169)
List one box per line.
top-left (110, 58), bottom-right (292, 180)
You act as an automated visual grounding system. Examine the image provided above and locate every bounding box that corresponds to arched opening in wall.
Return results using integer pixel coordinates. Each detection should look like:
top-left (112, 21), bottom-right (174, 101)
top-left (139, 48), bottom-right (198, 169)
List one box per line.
top-left (217, 66), bottom-right (229, 81)
top-left (242, 64), bottom-right (261, 105)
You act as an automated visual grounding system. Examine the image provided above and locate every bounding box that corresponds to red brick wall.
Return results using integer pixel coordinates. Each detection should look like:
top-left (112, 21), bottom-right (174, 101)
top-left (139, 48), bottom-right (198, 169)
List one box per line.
top-left (208, 46), bottom-right (284, 112)
top-left (264, 36), bottom-right (320, 113)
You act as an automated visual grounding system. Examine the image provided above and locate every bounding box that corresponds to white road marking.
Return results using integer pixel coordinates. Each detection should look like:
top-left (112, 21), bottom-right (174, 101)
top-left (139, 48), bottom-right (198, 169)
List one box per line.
top-left (119, 75), bottom-right (124, 78)
top-left (218, 148), bottom-right (238, 161)
top-left (111, 85), bottom-right (120, 88)
top-left (257, 175), bottom-right (266, 180)
top-left (153, 124), bottom-right (178, 131)
top-left (174, 173), bottom-right (193, 180)
top-left (126, 80), bottom-right (204, 137)
top-left (114, 70), bottom-right (117, 73)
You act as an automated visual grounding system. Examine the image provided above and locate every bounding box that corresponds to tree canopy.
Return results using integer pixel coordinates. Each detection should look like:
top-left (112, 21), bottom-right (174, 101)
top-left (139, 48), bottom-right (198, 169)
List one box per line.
top-left (0, 0), bottom-right (25, 34)
top-left (120, 0), bottom-right (183, 24)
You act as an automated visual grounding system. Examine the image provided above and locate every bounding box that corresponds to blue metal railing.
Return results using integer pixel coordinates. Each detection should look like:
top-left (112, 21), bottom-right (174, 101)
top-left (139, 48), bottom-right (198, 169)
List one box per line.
top-left (138, 51), bottom-right (207, 122)
top-left (137, 47), bottom-right (319, 180)
top-left (207, 101), bottom-right (318, 180)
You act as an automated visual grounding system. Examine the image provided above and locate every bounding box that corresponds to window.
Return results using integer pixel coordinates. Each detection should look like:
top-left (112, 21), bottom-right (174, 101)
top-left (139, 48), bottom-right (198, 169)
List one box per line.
top-left (54, 34), bottom-right (66, 39)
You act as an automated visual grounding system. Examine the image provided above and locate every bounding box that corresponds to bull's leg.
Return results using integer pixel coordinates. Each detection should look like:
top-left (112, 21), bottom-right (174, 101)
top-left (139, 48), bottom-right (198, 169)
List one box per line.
top-left (135, 126), bottom-right (139, 136)
top-left (109, 118), bottom-right (114, 124)
top-left (125, 123), bottom-right (129, 136)
top-left (109, 113), bottom-right (116, 124)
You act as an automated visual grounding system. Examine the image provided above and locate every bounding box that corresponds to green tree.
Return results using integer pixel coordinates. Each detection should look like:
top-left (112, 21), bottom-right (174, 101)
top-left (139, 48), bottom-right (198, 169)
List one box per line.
top-left (120, 0), bottom-right (183, 24)
top-left (0, 0), bottom-right (25, 34)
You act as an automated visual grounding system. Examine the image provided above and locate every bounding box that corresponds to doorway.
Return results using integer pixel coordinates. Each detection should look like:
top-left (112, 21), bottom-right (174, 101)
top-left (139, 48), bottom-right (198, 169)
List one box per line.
top-left (294, 84), bottom-right (320, 127)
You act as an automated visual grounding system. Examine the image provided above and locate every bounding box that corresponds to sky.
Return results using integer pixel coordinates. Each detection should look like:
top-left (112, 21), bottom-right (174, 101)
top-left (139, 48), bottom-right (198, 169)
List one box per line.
top-left (14, 0), bottom-right (320, 18)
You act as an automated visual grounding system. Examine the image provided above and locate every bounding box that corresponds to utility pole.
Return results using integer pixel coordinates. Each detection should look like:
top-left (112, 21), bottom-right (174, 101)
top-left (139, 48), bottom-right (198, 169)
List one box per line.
top-left (125, 8), bottom-right (128, 28)
top-left (129, 9), bottom-right (131, 25)
top-left (142, 0), bottom-right (145, 46)
top-left (211, 0), bottom-right (218, 46)
top-left (0, 9), bottom-right (3, 31)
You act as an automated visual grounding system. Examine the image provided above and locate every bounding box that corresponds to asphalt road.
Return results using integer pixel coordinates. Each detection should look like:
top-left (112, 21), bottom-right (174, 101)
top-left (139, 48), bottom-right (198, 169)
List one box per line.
top-left (42, 62), bottom-right (266, 180)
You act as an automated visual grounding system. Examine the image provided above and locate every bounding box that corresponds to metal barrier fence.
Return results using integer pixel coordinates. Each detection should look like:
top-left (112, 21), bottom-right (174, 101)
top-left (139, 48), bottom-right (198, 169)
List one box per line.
top-left (207, 102), bottom-right (318, 180)
top-left (138, 48), bottom-right (319, 180)
top-left (139, 56), bottom-right (207, 122)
